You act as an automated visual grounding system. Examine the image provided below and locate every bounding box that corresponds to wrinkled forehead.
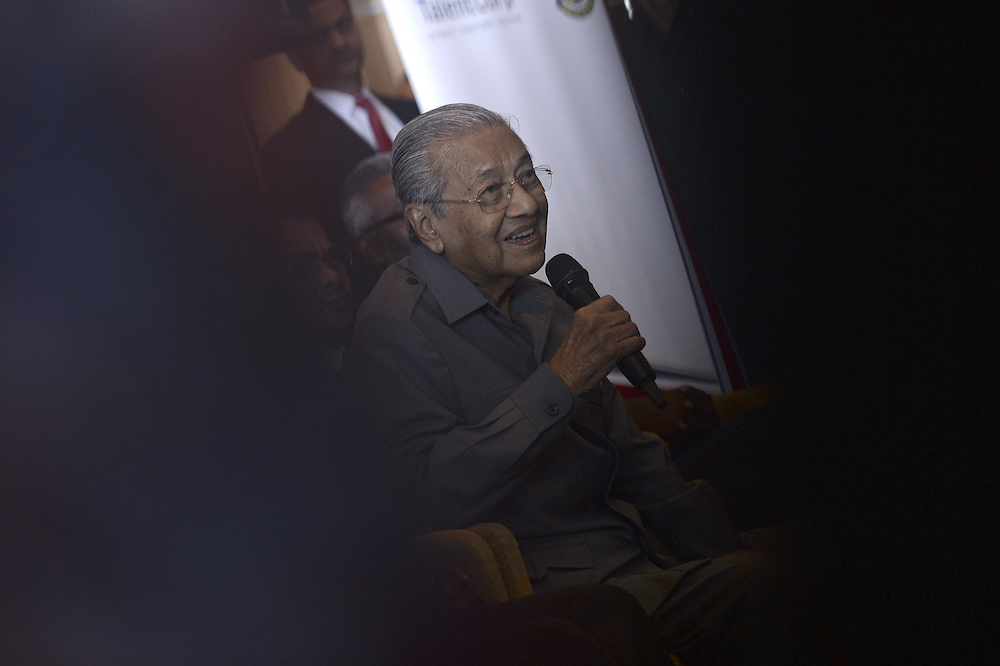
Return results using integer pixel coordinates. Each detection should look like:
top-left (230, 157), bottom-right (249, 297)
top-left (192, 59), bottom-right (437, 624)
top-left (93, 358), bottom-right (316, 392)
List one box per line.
top-left (432, 125), bottom-right (530, 189)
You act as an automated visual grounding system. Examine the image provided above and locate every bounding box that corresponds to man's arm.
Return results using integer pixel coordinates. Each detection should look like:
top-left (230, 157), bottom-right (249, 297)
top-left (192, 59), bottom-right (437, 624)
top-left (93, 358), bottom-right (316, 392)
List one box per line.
top-left (348, 311), bottom-right (578, 529)
top-left (603, 382), bottom-right (743, 560)
top-left (546, 295), bottom-right (738, 556)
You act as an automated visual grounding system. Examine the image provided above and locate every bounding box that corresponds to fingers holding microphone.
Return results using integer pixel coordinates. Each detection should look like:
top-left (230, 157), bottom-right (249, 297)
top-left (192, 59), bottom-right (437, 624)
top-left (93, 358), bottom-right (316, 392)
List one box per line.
top-left (549, 296), bottom-right (646, 396)
top-left (546, 253), bottom-right (667, 407)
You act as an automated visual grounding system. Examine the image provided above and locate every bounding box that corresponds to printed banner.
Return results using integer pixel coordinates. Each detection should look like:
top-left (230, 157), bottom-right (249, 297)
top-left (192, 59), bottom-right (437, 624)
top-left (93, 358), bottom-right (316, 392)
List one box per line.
top-left (381, 0), bottom-right (725, 389)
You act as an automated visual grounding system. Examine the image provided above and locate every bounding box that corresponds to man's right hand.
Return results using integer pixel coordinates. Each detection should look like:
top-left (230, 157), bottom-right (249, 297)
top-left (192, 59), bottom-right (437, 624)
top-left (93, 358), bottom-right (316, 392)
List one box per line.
top-left (549, 295), bottom-right (646, 396)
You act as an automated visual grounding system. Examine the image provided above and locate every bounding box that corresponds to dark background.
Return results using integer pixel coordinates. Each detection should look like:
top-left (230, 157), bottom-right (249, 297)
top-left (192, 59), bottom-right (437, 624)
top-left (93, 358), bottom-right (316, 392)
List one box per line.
top-left (3, 0), bottom-right (996, 661)
top-left (613, 1), bottom-right (994, 388)
top-left (612, 2), bottom-right (997, 661)
top-left (613, 2), bottom-right (997, 659)
top-left (2, 2), bottom-right (410, 663)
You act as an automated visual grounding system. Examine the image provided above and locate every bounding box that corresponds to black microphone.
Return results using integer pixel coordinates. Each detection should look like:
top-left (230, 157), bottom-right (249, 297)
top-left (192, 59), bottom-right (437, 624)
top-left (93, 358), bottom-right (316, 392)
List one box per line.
top-left (545, 254), bottom-right (667, 408)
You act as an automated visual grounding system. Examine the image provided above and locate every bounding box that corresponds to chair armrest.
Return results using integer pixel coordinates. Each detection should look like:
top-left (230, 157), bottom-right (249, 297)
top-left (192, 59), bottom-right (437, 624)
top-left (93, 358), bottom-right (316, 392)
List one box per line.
top-left (407, 528), bottom-right (512, 605)
top-left (712, 382), bottom-right (780, 422)
top-left (466, 523), bottom-right (533, 601)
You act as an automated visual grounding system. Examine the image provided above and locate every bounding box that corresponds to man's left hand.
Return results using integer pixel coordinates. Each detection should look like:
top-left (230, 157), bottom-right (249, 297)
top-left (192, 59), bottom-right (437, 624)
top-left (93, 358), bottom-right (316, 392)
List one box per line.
top-left (667, 385), bottom-right (720, 438)
top-left (624, 384), bottom-right (720, 440)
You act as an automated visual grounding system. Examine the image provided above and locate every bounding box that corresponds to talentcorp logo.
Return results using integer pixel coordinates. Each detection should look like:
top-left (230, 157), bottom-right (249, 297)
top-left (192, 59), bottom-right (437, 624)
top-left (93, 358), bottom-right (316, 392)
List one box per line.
top-left (557, 0), bottom-right (594, 17)
top-left (416, 0), bottom-right (516, 22)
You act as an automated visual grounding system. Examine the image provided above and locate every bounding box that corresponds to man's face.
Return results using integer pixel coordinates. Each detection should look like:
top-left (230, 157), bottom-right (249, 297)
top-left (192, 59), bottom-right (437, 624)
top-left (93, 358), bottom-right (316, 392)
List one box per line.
top-left (275, 216), bottom-right (354, 344)
top-left (293, 0), bottom-right (364, 92)
top-left (357, 172), bottom-right (410, 276)
top-left (424, 125), bottom-right (548, 299)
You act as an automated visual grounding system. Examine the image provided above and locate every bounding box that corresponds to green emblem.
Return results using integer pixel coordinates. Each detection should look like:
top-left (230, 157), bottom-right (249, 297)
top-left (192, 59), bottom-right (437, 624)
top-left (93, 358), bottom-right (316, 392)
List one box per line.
top-left (557, 0), bottom-right (594, 18)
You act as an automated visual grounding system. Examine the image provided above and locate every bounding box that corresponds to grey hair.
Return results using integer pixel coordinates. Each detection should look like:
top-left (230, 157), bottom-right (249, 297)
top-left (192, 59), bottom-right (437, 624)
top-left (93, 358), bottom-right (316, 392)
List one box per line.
top-left (341, 153), bottom-right (393, 237)
top-left (390, 103), bottom-right (511, 243)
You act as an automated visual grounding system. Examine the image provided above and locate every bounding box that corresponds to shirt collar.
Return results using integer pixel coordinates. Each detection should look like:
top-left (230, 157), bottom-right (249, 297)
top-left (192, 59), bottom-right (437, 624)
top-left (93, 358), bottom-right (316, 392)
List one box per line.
top-left (319, 343), bottom-right (347, 372)
top-left (407, 244), bottom-right (555, 326)
top-left (407, 244), bottom-right (490, 325)
top-left (310, 86), bottom-right (374, 118)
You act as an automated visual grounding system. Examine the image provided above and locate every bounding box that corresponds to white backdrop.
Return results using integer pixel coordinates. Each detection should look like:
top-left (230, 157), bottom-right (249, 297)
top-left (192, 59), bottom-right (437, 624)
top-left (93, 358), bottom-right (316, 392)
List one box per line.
top-left (380, 0), bottom-right (725, 390)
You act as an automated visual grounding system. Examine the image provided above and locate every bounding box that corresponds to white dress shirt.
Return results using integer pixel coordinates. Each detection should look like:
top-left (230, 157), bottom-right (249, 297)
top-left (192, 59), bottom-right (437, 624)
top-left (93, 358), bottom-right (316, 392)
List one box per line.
top-left (310, 86), bottom-right (405, 151)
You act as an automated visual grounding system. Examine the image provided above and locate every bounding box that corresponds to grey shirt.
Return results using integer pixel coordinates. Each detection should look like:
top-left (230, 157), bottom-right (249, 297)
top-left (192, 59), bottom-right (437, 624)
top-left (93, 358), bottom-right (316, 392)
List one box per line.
top-left (348, 244), bottom-right (741, 611)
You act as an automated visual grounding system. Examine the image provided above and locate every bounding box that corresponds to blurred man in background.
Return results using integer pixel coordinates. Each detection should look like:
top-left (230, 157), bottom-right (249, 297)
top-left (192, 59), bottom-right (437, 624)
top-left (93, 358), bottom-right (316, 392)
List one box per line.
top-left (261, 0), bottom-right (419, 244)
top-left (341, 153), bottom-right (411, 286)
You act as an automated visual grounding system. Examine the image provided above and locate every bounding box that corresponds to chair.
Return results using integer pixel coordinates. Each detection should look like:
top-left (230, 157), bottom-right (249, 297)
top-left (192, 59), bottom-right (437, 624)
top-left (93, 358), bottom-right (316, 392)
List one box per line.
top-left (711, 382), bottom-right (780, 423)
top-left (406, 522), bottom-right (532, 606)
top-left (409, 523), bottom-right (689, 665)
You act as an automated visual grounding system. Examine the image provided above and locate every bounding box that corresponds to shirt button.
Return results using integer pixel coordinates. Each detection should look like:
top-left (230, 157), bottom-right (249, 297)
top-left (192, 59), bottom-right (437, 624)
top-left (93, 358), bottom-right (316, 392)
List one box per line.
top-left (406, 277), bottom-right (418, 285)
top-left (546, 405), bottom-right (559, 416)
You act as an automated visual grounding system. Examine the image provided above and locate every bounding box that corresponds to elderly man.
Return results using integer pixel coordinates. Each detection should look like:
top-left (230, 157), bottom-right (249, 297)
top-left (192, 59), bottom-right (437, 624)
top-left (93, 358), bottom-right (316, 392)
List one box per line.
top-left (349, 104), bottom-right (795, 664)
top-left (341, 153), bottom-right (411, 280)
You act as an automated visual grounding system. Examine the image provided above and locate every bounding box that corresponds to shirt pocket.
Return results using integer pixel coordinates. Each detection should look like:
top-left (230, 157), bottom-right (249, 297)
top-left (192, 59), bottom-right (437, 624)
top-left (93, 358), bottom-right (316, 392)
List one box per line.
top-left (522, 542), bottom-right (595, 581)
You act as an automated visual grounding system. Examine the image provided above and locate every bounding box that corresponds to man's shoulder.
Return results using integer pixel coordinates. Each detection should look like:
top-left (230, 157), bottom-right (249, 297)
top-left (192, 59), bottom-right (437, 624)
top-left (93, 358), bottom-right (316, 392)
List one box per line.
top-left (350, 261), bottom-right (452, 373)
top-left (515, 276), bottom-right (569, 313)
top-left (355, 261), bottom-right (428, 326)
top-left (263, 96), bottom-right (346, 153)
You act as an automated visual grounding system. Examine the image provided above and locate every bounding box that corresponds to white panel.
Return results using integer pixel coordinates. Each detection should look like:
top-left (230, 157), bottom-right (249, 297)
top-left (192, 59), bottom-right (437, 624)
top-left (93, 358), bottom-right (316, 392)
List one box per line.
top-left (381, 0), bottom-right (721, 386)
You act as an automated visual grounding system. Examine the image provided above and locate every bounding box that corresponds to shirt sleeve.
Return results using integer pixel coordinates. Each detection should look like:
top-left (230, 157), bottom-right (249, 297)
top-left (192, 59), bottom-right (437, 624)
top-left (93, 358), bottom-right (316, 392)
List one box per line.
top-left (347, 310), bottom-right (578, 530)
top-left (601, 381), bottom-right (743, 559)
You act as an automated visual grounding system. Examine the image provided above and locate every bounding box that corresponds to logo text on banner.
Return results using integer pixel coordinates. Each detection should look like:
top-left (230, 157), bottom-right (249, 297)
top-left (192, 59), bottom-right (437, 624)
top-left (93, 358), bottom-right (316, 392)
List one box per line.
top-left (416, 0), bottom-right (517, 23)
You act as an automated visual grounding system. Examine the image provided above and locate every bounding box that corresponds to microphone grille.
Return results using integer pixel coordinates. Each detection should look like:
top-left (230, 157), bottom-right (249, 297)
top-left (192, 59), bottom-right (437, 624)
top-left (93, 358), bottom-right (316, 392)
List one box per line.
top-left (545, 253), bottom-right (583, 288)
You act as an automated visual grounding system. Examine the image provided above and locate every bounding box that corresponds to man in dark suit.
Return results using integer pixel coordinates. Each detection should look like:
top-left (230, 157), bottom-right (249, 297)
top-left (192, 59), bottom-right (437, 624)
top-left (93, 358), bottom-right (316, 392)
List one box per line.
top-left (261, 0), bottom-right (419, 245)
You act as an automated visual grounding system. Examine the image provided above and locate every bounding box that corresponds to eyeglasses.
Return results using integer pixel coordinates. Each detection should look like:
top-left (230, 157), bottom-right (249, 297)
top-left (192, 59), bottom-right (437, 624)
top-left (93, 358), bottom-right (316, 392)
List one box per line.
top-left (285, 247), bottom-right (353, 280)
top-left (305, 15), bottom-right (355, 46)
top-left (429, 166), bottom-right (553, 214)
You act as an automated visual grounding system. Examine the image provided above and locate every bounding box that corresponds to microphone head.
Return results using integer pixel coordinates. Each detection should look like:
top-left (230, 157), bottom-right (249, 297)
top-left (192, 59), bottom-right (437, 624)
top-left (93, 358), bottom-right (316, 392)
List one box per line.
top-left (545, 253), bottom-right (587, 294)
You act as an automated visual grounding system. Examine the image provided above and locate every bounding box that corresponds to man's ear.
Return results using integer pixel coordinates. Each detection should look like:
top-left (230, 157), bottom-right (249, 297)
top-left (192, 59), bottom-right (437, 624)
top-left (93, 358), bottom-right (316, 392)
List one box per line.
top-left (405, 204), bottom-right (444, 254)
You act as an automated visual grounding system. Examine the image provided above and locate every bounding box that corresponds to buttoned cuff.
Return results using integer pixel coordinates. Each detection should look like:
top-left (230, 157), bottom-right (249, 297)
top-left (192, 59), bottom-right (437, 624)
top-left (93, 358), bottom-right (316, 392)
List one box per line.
top-left (507, 362), bottom-right (578, 433)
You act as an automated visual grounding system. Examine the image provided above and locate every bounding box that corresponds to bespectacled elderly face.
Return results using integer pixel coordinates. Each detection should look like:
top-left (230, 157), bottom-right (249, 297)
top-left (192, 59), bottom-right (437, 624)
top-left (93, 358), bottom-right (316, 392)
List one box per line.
top-left (357, 171), bottom-right (410, 277)
top-left (412, 125), bottom-right (548, 303)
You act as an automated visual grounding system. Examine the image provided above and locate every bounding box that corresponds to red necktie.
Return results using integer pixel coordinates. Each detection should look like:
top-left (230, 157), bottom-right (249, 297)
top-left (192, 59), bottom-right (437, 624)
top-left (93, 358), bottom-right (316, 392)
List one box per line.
top-left (356, 96), bottom-right (393, 153)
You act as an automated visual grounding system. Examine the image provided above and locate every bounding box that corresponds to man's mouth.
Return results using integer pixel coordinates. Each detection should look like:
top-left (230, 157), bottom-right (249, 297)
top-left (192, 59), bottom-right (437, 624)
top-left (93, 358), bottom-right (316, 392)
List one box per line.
top-left (335, 50), bottom-right (363, 70)
top-left (504, 225), bottom-right (539, 245)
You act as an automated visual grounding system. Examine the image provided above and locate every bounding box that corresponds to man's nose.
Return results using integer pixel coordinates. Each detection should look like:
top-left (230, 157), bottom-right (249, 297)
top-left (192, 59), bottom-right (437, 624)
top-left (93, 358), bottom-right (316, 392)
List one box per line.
top-left (319, 262), bottom-right (347, 287)
top-left (329, 27), bottom-right (349, 49)
top-left (506, 180), bottom-right (540, 217)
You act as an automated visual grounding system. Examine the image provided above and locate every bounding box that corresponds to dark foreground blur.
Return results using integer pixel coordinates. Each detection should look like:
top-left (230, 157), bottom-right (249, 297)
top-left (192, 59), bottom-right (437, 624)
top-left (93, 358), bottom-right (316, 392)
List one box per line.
top-left (1, 3), bottom-right (410, 663)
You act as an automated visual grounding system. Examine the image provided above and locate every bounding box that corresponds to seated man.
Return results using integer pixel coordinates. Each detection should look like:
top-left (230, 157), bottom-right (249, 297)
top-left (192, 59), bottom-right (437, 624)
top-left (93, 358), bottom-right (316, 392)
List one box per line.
top-left (340, 152), bottom-right (724, 442)
top-left (349, 104), bottom-right (803, 664)
top-left (264, 213), bottom-right (678, 665)
top-left (266, 212), bottom-right (356, 373)
top-left (341, 153), bottom-right (411, 281)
